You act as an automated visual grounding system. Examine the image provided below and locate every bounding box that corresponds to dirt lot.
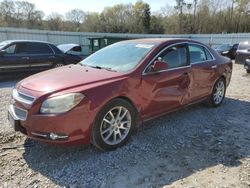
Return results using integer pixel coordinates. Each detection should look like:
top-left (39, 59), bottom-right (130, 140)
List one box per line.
top-left (0, 63), bottom-right (250, 188)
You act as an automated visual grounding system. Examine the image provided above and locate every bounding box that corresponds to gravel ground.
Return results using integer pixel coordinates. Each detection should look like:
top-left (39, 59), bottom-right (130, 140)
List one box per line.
top-left (0, 63), bottom-right (250, 188)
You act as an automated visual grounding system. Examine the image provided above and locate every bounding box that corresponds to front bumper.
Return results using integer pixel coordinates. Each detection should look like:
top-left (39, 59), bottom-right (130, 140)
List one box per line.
top-left (8, 101), bottom-right (95, 146)
top-left (244, 59), bottom-right (250, 70)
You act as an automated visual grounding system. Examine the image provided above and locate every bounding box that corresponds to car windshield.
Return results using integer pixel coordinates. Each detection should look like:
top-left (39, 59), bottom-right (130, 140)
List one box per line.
top-left (0, 42), bottom-right (8, 49)
top-left (80, 42), bottom-right (155, 72)
top-left (216, 44), bottom-right (231, 51)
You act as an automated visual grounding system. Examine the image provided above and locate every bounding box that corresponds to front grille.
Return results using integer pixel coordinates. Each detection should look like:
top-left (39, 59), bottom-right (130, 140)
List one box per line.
top-left (18, 92), bottom-right (35, 102)
top-left (10, 105), bottom-right (28, 121)
top-left (12, 89), bottom-right (36, 105)
top-left (14, 106), bottom-right (27, 120)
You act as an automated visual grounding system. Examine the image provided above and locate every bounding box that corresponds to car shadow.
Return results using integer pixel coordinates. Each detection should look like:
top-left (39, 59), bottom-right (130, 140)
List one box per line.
top-left (22, 97), bottom-right (250, 187)
top-left (0, 79), bottom-right (19, 89)
top-left (0, 72), bottom-right (38, 89)
top-left (0, 71), bottom-right (41, 84)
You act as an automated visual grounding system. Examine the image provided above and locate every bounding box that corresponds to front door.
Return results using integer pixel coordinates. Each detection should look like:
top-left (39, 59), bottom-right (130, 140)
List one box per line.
top-left (141, 43), bottom-right (191, 119)
top-left (0, 43), bottom-right (30, 73)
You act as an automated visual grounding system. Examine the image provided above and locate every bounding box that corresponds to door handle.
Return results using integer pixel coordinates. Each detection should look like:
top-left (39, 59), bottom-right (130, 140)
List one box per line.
top-left (21, 57), bottom-right (29, 60)
top-left (48, 56), bottom-right (55, 59)
top-left (182, 72), bottom-right (190, 76)
top-left (211, 65), bottom-right (217, 69)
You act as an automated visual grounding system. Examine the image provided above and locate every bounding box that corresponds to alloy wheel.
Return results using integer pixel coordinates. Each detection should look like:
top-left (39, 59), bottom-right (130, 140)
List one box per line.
top-left (213, 80), bottom-right (225, 105)
top-left (100, 106), bottom-right (131, 145)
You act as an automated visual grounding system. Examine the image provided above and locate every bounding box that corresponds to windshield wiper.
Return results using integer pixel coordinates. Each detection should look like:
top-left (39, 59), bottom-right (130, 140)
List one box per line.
top-left (88, 65), bottom-right (117, 72)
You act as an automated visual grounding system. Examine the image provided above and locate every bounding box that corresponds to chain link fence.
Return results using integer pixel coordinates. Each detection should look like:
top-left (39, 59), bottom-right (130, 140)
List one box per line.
top-left (1, 27), bottom-right (250, 55)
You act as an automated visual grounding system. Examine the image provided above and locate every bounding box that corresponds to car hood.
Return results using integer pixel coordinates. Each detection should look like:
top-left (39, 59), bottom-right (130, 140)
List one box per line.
top-left (57, 44), bottom-right (81, 53)
top-left (18, 64), bottom-right (124, 93)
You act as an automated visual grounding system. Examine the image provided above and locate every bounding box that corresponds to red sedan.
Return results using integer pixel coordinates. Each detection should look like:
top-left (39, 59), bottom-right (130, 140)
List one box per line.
top-left (8, 39), bottom-right (232, 151)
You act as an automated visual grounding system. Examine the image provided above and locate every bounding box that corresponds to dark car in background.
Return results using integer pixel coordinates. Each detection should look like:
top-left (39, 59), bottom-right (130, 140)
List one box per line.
top-left (214, 43), bottom-right (238, 59)
top-left (0, 40), bottom-right (82, 74)
top-left (235, 41), bottom-right (250, 64)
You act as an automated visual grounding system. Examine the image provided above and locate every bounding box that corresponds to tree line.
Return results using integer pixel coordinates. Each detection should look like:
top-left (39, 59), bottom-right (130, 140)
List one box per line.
top-left (0, 0), bottom-right (250, 34)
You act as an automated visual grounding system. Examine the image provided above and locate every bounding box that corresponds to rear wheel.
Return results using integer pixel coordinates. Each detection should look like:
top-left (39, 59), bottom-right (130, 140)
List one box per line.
top-left (208, 77), bottom-right (226, 107)
top-left (92, 99), bottom-right (136, 151)
top-left (247, 69), bottom-right (250, 73)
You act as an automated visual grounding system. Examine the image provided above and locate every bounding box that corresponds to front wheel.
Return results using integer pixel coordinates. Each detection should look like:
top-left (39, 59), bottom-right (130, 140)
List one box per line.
top-left (53, 63), bottom-right (64, 68)
top-left (246, 69), bottom-right (250, 73)
top-left (208, 78), bottom-right (226, 107)
top-left (92, 99), bottom-right (136, 151)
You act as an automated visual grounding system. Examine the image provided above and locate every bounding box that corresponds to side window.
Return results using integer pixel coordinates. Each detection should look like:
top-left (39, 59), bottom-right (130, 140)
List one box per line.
top-left (67, 46), bottom-right (82, 55)
top-left (160, 44), bottom-right (188, 69)
top-left (25, 43), bottom-right (53, 54)
top-left (4, 43), bottom-right (27, 54)
top-left (189, 44), bottom-right (207, 64)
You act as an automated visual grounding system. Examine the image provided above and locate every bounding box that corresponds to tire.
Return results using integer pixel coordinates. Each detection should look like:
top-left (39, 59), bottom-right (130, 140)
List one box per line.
top-left (207, 77), bottom-right (226, 107)
top-left (53, 63), bottom-right (64, 68)
top-left (247, 69), bottom-right (250, 73)
top-left (92, 99), bottom-right (137, 151)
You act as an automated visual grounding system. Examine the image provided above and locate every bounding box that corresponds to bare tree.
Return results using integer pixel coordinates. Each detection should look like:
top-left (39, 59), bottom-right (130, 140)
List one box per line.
top-left (46, 13), bottom-right (64, 31)
top-left (66, 9), bottom-right (85, 30)
top-left (0, 0), bottom-right (15, 25)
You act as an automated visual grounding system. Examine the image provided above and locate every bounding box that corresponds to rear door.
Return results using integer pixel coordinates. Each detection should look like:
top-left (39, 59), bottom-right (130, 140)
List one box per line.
top-left (25, 42), bottom-right (56, 71)
top-left (188, 44), bottom-right (217, 102)
top-left (141, 43), bottom-right (191, 119)
top-left (0, 42), bottom-right (30, 72)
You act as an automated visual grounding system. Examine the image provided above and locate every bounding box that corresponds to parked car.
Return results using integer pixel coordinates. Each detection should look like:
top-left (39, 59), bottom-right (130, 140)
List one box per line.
top-left (235, 41), bottom-right (250, 64)
top-left (244, 57), bottom-right (250, 73)
top-left (0, 40), bottom-right (82, 73)
top-left (214, 43), bottom-right (238, 59)
top-left (8, 39), bottom-right (232, 151)
top-left (57, 43), bottom-right (84, 63)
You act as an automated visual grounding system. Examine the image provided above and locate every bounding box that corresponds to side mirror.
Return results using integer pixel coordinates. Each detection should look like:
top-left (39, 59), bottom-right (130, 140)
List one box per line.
top-left (0, 50), bottom-right (6, 56)
top-left (151, 58), bottom-right (168, 72)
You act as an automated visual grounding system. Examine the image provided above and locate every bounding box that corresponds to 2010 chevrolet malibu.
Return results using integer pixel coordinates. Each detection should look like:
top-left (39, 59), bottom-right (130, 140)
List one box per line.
top-left (8, 39), bottom-right (232, 151)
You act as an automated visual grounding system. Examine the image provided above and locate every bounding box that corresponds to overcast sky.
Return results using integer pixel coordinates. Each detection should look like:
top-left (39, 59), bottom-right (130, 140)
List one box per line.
top-left (18, 0), bottom-right (176, 16)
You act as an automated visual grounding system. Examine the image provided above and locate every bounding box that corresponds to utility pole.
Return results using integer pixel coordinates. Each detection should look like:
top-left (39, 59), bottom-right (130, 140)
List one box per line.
top-left (175, 0), bottom-right (185, 34)
top-left (175, 0), bottom-right (191, 34)
top-left (193, 0), bottom-right (198, 33)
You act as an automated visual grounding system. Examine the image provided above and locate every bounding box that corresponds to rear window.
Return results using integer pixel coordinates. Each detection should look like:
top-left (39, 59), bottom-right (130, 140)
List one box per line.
top-left (188, 44), bottom-right (213, 64)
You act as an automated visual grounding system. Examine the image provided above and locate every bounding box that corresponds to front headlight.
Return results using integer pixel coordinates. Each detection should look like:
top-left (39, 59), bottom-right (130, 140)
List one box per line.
top-left (40, 93), bottom-right (85, 114)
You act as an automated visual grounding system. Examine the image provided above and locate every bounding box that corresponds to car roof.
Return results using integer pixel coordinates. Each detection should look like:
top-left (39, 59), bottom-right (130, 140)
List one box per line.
top-left (119, 38), bottom-right (203, 46)
top-left (1, 40), bottom-right (54, 45)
